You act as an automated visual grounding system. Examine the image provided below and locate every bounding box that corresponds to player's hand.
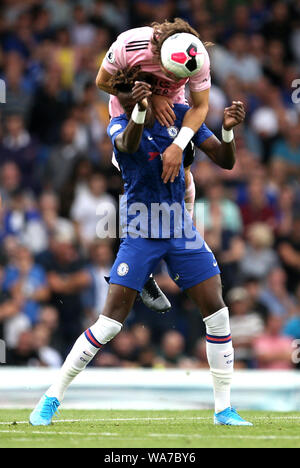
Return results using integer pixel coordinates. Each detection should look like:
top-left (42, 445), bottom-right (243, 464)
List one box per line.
top-left (161, 143), bottom-right (183, 184)
top-left (132, 81), bottom-right (152, 111)
top-left (152, 95), bottom-right (176, 127)
top-left (223, 101), bottom-right (245, 130)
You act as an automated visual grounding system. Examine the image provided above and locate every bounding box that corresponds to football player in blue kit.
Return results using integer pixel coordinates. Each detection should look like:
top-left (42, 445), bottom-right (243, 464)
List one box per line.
top-left (29, 68), bottom-right (252, 427)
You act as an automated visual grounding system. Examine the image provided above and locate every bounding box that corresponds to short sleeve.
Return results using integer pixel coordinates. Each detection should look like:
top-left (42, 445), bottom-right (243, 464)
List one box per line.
top-left (102, 39), bottom-right (127, 75)
top-left (193, 123), bottom-right (213, 147)
top-left (107, 116), bottom-right (128, 149)
top-left (189, 47), bottom-right (211, 93)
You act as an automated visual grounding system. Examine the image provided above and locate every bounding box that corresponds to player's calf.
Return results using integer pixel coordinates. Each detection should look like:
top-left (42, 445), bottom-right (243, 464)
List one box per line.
top-left (29, 312), bottom-right (125, 426)
top-left (46, 315), bottom-right (122, 403)
top-left (30, 284), bottom-right (136, 425)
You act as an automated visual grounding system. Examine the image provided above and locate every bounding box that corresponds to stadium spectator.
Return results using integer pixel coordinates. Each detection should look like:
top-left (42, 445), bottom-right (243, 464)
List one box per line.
top-left (31, 323), bottom-right (62, 368)
top-left (228, 287), bottom-right (265, 368)
top-left (271, 123), bottom-right (300, 172)
top-left (259, 267), bottom-right (298, 319)
top-left (0, 114), bottom-right (40, 192)
top-left (2, 52), bottom-right (32, 121)
top-left (239, 178), bottom-right (278, 232)
top-left (109, 330), bottom-right (139, 367)
top-left (6, 330), bottom-right (41, 367)
top-left (239, 223), bottom-right (279, 281)
top-left (0, 162), bottom-right (22, 202)
top-left (253, 315), bottom-right (294, 370)
top-left (2, 244), bottom-right (50, 325)
top-left (44, 117), bottom-right (84, 193)
top-left (29, 66), bottom-right (73, 145)
top-left (37, 224), bottom-right (91, 354)
top-left (70, 171), bottom-right (117, 246)
top-left (195, 176), bottom-right (243, 234)
top-left (158, 330), bottom-right (187, 368)
top-left (277, 216), bottom-right (300, 293)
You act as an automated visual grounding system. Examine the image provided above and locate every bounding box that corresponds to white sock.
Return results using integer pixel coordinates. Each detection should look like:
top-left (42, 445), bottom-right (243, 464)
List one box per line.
top-left (203, 307), bottom-right (234, 414)
top-left (46, 316), bottom-right (122, 402)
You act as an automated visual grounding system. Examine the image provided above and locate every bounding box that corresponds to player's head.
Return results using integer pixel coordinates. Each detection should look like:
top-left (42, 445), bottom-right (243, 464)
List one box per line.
top-left (110, 66), bottom-right (155, 117)
top-left (151, 18), bottom-right (209, 80)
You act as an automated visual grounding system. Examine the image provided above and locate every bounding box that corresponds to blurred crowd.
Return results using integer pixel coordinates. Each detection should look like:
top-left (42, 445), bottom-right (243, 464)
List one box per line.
top-left (0, 0), bottom-right (299, 371)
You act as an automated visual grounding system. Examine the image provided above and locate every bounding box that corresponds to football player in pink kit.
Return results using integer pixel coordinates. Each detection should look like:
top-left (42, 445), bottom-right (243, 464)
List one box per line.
top-left (96, 18), bottom-right (211, 187)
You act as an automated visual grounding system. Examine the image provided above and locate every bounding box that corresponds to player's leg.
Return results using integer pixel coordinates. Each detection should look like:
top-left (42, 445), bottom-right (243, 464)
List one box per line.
top-left (29, 284), bottom-right (136, 426)
top-left (166, 234), bottom-right (252, 426)
top-left (30, 237), bottom-right (166, 425)
top-left (105, 241), bottom-right (171, 313)
top-left (186, 276), bottom-right (232, 415)
top-left (47, 284), bottom-right (137, 399)
top-left (186, 276), bottom-right (252, 426)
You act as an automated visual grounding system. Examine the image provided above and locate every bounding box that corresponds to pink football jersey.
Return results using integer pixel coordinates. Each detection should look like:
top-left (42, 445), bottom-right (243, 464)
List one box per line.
top-left (102, 27), bottom-right (211, 118)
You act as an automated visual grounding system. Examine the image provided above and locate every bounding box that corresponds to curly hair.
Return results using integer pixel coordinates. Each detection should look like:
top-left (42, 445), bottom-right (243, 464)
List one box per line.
top-left (109, 66), bottom-right (155, 93)
top-left (151, 18), bottom-right (212, 62)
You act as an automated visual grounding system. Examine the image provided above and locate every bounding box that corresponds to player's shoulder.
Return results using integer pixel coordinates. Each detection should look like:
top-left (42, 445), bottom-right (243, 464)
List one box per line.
top-left (116, 27), bottom-right (153, 45)
top-left (107, 114), bottom-right (128, 138)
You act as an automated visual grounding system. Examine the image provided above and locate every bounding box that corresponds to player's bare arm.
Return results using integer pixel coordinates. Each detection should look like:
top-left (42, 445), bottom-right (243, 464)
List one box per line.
top-left (183, 101), bottom-right (245, 213)
top-left (199, 101), bottom-right (245, 170)
top-left (183, 89), bottom-right (210, 133)
top-left (161, 89), bottom-right (210, 184)
top-left (115, 81), bottom-right (152, 153)
top-left (96, 65), bottom-right (117, 95)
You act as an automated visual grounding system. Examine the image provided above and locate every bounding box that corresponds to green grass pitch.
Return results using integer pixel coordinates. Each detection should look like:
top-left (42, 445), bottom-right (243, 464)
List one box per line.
top-left (0, 409), bottom-right (300, 448)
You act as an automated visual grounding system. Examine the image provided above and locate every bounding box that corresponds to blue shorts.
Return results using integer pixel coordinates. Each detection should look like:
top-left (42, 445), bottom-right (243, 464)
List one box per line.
top-left (109, 233), bottom-right (221, 292)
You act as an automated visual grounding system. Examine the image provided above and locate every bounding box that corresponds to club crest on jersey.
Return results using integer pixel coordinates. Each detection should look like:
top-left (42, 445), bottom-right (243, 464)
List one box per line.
top-left (106, 50), bottom-right (115, 64)
top-left (167, 126), bottom-right (179, 138)
top-left (117, 263), bottom-right (129, 277)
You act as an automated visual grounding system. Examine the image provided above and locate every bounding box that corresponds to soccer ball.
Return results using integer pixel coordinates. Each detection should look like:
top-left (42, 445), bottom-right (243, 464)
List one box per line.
top-left (160, 33), bottom-right (205, 79)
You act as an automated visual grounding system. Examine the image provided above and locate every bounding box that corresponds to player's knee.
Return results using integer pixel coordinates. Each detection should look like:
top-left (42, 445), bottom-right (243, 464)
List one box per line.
top-left (202, 285), bottom-right (226, 318)
top-left (89, 315), bottom-right (123, 345)
top-left (201, 275), bottom-right (225, 316)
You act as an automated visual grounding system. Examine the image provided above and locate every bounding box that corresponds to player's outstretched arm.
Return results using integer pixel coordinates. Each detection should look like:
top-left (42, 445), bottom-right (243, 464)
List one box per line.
top-left (115, 81), bottom-right (152, 154)
top-left (199, 101), bottom-right (245, 170)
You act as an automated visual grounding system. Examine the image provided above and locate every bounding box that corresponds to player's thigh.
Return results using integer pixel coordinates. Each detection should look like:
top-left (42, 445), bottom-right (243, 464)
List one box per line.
top-left (102, 284), bottom-right (137, 324)
top-left (110, 237), bottom-right (167, 293)
top-left (166, 235), bottom-right (221, 293)
top-left (186, 274), bottom-right (226, 319)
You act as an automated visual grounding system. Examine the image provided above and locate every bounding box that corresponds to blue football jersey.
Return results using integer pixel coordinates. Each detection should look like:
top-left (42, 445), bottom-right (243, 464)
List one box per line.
top-left (107, 103), bottom-right (213, 238)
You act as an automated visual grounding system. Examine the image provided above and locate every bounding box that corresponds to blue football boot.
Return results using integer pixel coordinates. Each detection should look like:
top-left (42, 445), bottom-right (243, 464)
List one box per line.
top-left (29, 395), bottom-right (60, 426)
top-left (214, 407), bottom-right (253, 426)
